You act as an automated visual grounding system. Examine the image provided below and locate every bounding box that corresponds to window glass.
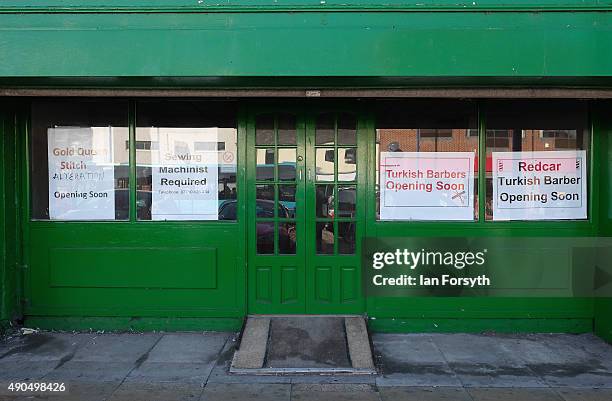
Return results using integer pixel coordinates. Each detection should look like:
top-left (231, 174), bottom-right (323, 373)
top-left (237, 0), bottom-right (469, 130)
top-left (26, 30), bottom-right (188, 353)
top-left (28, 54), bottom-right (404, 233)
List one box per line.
top-left (30, 100), bottom-right (129, 220)
top-left (484, 101), bottom-right (589, 221)
top-left (136, 101), bottom-right (237, 221)
top-left (375, 100), bottom-right (478, 221)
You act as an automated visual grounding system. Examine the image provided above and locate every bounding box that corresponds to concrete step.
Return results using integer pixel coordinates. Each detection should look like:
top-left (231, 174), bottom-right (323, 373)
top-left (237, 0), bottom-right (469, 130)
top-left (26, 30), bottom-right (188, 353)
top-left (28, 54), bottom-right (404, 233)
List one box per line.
top-left (230, 315), bottom-right (376, 375)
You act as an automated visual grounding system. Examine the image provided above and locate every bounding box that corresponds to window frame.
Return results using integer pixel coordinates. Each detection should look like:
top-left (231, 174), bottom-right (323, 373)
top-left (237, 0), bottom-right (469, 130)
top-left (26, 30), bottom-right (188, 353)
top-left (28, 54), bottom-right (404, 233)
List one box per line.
top-left (370, 100), bottom-right (596, 227)
top-left (27, 98), bottom-right (241, 224)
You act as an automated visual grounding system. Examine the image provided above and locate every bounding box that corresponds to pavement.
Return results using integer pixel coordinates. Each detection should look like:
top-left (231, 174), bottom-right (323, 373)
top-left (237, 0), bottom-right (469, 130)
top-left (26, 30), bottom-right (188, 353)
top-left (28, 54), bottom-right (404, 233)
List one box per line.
top-left (0, 330), bottom-right (612, 400)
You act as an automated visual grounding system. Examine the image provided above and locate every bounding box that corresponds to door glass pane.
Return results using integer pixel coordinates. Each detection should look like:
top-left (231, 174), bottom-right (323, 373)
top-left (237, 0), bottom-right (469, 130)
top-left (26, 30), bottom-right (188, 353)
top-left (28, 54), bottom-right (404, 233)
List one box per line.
top-left (278, 148), bottom-right (297, 181)
top-left (256, 148), bottom-right (275, 181)
top-left (316, 148), bottom-right (335, 182)
top-left (338, 113), bottom-right (357, 145)
top-left (256, 114), bottom-right (275, 145)
top-left (338, 148), bottom-right (357, 181)
top-left (256, 184), bottom-right (275, 202)
top-left (316, 184), bottom-right (335, 218)
top-left (279, 222), bottom-right (297, 254)
top-left (316, 113), bottom-right (335, 145)
top-left (316, 222), bottom-right (334, 255)
top-left (255, 185), bottom-right (275, 218)
top-left (338, 222), bottom-right (356, 254)
top-left (337, 186), bottom-right (356, 218)
top-left (279, 184), bottom-right (296, 218)
top-left (278, 114), bottom-right (297, 146)
top-left (257, 222), bottom-right (275, 254)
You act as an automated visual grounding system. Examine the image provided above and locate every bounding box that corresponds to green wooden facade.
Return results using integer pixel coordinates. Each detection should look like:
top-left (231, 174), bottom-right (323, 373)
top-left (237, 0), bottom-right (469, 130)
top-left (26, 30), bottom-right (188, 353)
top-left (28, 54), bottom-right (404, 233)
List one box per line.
top-left (1, 1), bottom-right (612, 339)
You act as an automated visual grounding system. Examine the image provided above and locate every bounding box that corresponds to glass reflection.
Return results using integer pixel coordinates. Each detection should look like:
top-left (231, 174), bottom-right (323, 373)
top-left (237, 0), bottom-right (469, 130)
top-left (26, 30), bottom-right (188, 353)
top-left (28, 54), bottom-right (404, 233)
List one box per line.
top-left (316, 113), bottom-right (335, 145)
top-left (316, 148), bottom-right (335, 182)
top-left (279, 184), bottom-right (296, 218)
top-left (338, 113), bottom-right (357, 145)
top-left (256, 148), bottom-right (275, 181)
top-left (337, 186), bottom-right (356, 218)
top-left (256, 114), bottom-right (274, 145)
top-left (316, 222), bottom-right (334, 255)
top-left (279, 222), bottom-right (297, 254)
top-left (316, 185), bottom-right (334, 218)
top-left (278, 114), bottom-right (297, 146)
top-left (256, 222), bottom-right (275, 254)
top-left (338, 148), bottom-right (357, 181)
top-left (338, 222), bottom-right (356, 254)
top-left (278, 148), bottom-right (297, 181)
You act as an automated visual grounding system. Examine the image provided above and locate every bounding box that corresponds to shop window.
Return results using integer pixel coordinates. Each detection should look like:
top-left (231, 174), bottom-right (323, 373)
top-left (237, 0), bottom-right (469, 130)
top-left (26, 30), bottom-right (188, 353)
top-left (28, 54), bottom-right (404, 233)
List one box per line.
top-left (30, 100), bottom-right (129, 220)
top-left (135, 101), bottom-right (238, 221)
top-left (374, 100), bottom-right (478, 221)
top-left (418, 128), bottom-right (453, 139)
top-left (484, 101), bottom-right (589, 221)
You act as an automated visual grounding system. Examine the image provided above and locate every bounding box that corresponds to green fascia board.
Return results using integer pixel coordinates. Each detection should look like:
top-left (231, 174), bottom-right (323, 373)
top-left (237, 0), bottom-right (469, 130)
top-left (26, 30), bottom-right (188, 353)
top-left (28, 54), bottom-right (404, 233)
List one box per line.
top-left (1, 1), bottom-right (612, 12)
top-left (0, 12), bottom-right (611, 78)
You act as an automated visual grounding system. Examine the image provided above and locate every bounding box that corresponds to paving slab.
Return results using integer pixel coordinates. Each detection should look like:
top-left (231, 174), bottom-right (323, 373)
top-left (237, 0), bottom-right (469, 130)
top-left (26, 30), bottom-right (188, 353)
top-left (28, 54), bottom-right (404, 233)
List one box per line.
top-left (146, 333), bottom-right (228, 364)
top-left (0, 333), bottom-right (95, 362)
top-left (372, 333), bottom-right (460, 387)
top-left (43, 361), bottom-right (134, 383)
top-left (467, 388), bottom-right (565, 401)
top-left (501, 334), bottom-right (612, 388)
top-left (108, 382), bottom-right (202, 401)
top-left (291, 383), bottom-right (380, 401)
top-left (126, 361), bottom-right (214, 385)
top-left (290, 375), bottom-right (376, 384)
top-left (379, 386), bottom-right (472, 401)
top-left (200, 383), bottom-right (290, 401)
top-left (555, 387), bottom-right (612, 401)
top-left (0, 360), bottom-right (59, 381)
top-left (431, 333), bottom-right (546, 388)
top-left (69, 333), bottom-right (162, 363)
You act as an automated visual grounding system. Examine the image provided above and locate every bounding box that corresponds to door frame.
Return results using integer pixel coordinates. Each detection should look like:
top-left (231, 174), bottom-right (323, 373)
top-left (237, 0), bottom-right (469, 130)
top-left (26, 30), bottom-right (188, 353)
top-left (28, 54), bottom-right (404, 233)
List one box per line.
top-left (245, 101), bottom-right (368, 315)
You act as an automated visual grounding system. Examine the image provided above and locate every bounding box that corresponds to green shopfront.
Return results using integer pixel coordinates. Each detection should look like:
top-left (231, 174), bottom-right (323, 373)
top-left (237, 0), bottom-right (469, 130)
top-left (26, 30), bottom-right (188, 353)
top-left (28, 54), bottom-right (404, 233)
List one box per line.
top-left (1, 1), bottom-right (612, 341)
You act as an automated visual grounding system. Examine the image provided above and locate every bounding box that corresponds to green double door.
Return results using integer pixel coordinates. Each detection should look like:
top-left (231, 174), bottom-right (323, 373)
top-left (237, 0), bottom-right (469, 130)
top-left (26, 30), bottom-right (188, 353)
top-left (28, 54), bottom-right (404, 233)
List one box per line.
top-left (247, 109), bottom-right (366, 314)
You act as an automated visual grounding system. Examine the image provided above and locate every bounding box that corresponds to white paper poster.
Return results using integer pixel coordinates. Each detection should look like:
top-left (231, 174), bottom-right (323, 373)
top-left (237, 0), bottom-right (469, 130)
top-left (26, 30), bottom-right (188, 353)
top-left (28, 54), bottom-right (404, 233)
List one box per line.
top-left (48, 127), bottom-right (116, 220)
top-left (379, 152), bottom-right (475, 221)
top-left (151, 128), bottom-right (219, 220)
top-left (492, 151), bottom-right (587, 221)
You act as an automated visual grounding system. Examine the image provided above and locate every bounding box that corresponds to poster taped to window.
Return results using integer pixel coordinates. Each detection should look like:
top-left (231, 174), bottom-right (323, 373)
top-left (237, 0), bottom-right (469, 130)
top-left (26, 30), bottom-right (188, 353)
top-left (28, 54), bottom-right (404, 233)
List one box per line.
top-left (379, 152), bottom-right (475, 221)
top-left (47, 127), bottom-right (116, 220)
top-left (151, 128), bottom-right (219, 220)
top-left (492, 150), bottom-right (587, 220)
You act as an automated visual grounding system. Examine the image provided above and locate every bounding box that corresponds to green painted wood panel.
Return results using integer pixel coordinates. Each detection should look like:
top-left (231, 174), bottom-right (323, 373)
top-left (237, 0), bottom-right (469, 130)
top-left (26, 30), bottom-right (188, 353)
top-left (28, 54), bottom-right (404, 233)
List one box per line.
top-left (0, 108), bottom-right (5, 327)
top-left (1, 1), bottom-right (611, 12)
top-left (0, 12), bottom-right (611, 77)
top-left (26, 224), bottom-right (244, 317)
top-left (594, 100), bottom-right (612, 343)
top-left (0, 105), bottom-right (20, 329)
top-left (48, 247), bottom-right (217, 289)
